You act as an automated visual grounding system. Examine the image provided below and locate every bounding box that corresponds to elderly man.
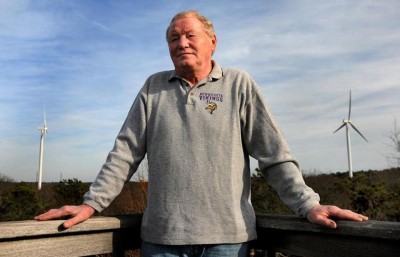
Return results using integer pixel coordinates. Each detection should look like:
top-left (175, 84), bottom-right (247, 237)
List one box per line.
top-left (36, 10), bottom-right (368, 257)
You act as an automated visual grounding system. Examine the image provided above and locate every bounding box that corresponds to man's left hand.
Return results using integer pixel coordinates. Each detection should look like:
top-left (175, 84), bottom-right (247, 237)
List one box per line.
top-left (306, 205), bottom-right (368, 228)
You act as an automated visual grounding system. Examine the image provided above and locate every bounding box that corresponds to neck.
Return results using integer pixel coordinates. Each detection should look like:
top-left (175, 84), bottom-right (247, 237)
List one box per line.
top-left (176, 61), bottom-right (213, 87)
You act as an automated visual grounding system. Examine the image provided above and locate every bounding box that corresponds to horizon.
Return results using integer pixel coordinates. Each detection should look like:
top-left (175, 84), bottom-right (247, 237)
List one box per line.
top-left (3, 166), bottom-right (400, 183)
top-left (1, 0), bottom-right (400, 182)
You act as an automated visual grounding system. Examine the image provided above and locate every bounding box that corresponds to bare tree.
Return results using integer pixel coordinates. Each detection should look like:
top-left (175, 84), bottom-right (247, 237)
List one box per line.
top-left (0, 173), bottom-right (14, 183)
top-left (384, 117), bottom-right (400, 167)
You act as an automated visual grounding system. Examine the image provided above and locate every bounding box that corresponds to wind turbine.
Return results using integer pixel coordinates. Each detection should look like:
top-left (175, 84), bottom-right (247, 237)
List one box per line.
top-left (333, 90), bottom-right (368, 178)
top-left (37, 110), bottom-right (48, 190)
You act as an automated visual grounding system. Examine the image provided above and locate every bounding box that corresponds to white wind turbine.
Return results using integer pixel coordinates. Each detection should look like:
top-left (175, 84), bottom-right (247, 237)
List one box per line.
top-left (37, 110), bottom-right (48, 190)
top-left (333, 90), bottom-right (368, 178)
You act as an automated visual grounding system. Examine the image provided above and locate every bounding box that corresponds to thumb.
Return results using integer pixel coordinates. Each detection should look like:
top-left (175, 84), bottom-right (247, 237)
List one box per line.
top-left (314, 216), bottom-right (337, 229)
top-left (324, 219), bottom-right (337, 229)
top-left (62, 205), bottom-right (95, 229)
top-left (62, 217), bottom-right (81, 229)
top-left (62, 213), bottom-right (90, 229)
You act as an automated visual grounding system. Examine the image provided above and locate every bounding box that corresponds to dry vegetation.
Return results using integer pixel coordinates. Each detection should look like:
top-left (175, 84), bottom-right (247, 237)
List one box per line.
top-left (1, 167), bottom-right (399, 222)
top-left (1, 168), bottom-right (399, 257)
top-left (252, 167), bottom-right (400, 221)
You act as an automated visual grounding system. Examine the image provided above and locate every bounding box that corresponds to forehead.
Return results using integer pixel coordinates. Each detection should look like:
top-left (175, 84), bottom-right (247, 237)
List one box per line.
top-left (168, 17), bottom-right (205, 34)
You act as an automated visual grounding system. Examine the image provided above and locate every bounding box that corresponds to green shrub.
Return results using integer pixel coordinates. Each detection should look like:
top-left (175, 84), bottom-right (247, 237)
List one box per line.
top-left (53, 178), bottom-right (88, 206)
top-left (0, 182), bottom-right (41, 221)
top-left (251, 172), bottom-right (293, 215)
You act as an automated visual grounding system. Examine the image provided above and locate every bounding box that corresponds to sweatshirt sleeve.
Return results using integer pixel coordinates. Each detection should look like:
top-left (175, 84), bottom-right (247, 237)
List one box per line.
top-left (83, 86), bottom-right (148, 212)
top-left (240, 76), bottom-right (320, 217)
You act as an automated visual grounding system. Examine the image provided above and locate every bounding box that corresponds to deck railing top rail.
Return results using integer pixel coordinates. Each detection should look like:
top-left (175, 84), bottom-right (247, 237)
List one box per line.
top-left (256, 213), bottom-right (400, 240)
top-left (0, 214), bottom-right (399, 257)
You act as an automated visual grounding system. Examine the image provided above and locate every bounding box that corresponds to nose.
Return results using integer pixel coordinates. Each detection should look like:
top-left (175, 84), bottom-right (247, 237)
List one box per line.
top-left (177, 35), bottom-right (189, 49)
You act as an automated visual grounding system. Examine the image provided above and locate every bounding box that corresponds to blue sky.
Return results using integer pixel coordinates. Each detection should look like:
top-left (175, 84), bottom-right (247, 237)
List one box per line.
top-left (1, 0), bottom-right (399, 182)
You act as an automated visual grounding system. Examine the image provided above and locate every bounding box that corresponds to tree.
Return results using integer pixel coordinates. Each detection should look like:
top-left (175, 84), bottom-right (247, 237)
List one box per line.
top-left (0, 173), bottom-right (14, 182)
top-left (348, 171), bottom-right (400, 221)
top-left (0, 173), bottom-right (15, 196)
top-left (52, 178), bottom-right (87, 206)
top-left (251, 169), bottom-right (292, 215)
top-left (0, 182), bottom-right (41, 221)
top-left (384, 117), bottom-right (400, 167)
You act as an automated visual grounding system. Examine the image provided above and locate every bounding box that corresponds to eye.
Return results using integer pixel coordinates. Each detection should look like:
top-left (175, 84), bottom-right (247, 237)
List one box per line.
top-left (170, 37), bottom-right (178, 42)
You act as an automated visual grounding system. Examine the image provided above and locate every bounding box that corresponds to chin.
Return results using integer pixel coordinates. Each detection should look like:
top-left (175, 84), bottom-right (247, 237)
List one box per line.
top-left (175, 61), bottom-right (196, 70)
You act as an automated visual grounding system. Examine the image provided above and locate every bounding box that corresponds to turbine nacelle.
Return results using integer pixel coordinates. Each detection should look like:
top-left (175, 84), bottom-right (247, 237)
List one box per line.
top-left (38, 126), bottom-right (47, 132)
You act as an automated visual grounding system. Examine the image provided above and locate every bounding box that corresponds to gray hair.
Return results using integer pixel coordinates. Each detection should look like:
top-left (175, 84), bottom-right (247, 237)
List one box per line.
top-left (166, 10), bottom-right (216, 42)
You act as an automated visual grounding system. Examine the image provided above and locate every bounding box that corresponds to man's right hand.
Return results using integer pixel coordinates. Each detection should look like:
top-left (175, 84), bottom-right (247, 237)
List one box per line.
top-left (35, 204), bottom-right (95, 229)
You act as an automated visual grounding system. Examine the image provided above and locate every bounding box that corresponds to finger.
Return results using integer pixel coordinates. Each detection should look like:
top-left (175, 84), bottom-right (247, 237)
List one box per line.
top-left (333, 209), bottom-right (368, 222)
top-left (35, 206), bottom-right (74, 221)
top-left (62, 215), bottom-right (85, 229)
top-left (62, 206), bottom-right (94, 228)
top-left (35, 208), bottom-right (66, 220)
top-left (314, 216), bottom-right (337, 229)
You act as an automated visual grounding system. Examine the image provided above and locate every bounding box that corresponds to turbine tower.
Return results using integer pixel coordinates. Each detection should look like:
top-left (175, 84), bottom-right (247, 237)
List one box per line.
top-left (37, 110), bottom-right (48, 190)
top-left (333, 90), bottom-right (367, 178)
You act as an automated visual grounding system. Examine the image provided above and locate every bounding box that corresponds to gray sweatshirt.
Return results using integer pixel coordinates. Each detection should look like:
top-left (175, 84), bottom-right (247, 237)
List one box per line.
top-left (83, 61), bottom-right (320, 245)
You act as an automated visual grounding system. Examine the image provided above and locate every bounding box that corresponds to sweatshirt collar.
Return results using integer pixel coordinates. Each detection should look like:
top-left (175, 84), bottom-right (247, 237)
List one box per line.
top-left (168, 60), bottom-right (223, 82)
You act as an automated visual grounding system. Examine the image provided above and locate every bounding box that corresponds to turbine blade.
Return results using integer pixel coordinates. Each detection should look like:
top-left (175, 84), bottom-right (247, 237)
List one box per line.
top-left (44, 106), bottom-right (47, 127)
top-left (350, 122), bottom-right (368, 142)
top-left (348, 90), bottom-right (352, 120)
top-left (43, 105), bottom-right (48, 133)
top-left (333, 123), bottom-right (346, 134)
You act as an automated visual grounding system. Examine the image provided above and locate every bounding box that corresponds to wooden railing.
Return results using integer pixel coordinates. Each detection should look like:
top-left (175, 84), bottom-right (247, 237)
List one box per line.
top-left (0, 214), bottom-right (399, 257)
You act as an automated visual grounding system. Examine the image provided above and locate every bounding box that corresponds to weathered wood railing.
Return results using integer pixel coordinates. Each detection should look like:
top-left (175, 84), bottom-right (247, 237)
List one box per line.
top-left (0, 214), bottom-right (399, 257)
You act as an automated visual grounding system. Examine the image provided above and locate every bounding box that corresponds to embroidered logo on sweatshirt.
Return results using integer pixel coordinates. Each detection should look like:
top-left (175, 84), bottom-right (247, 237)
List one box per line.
top-left (205, 102), bottom-right (217, 114)
top-left (199, 92), bottom-right (223, 114)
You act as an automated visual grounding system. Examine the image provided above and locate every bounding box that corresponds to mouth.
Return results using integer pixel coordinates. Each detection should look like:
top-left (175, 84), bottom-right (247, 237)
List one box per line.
top-left (177, 52), bottom-right (193, 57)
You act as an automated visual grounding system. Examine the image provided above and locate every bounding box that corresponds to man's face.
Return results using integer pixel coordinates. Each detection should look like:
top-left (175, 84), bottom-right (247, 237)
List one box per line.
top-left (167, 17), bottom-right (216, 73)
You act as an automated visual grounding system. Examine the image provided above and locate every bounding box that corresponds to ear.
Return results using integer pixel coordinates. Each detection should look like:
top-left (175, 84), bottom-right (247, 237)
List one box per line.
top-left (211, 35), bottom-right (217, 54)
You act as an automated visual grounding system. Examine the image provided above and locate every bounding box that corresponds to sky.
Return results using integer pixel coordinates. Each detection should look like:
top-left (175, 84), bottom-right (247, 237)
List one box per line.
top-left (1, 0), bottom-right (399, 182)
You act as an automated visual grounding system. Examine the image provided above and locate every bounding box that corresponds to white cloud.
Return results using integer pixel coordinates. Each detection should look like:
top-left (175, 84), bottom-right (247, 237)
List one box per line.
top-left (1, 0), bottom-right (400, 181)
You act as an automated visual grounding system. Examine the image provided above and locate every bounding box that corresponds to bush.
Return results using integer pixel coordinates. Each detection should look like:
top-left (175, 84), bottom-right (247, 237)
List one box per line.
top-left (0, 182), bottom-right (41, 221)
top-left (0, 173), bottom-right (14, 183)
top-left (102, 181), bottom-right (148, 216)
top-left (251, 172), bottom-right (293, 215)
top-left (53, 178), bottom-right (88, 206)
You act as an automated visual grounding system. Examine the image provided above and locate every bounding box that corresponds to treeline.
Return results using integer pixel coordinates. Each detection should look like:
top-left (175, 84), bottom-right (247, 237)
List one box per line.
top-left (0, 178), bottom-right (148, 221)
top-left (0, 178), bottom-right (88, 221)
top-left (252, 167), bottom-right (400, 221)
top-left (0, 168), bottom-right (399, 222)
